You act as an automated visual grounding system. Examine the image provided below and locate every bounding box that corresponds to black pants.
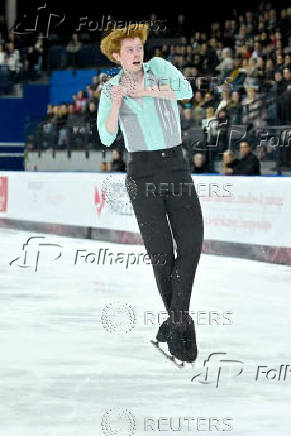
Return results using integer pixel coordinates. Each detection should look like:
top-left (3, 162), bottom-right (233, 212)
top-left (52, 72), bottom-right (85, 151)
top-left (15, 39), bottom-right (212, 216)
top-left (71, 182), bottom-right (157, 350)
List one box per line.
top-left (125, 145), bottom-right (204, 319)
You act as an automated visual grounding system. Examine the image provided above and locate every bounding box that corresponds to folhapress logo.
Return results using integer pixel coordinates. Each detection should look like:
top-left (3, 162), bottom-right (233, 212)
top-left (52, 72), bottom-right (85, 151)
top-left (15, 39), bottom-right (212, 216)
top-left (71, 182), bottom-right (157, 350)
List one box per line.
top-left (9, 236), bottom-right (63, 272)
top-left (191, 353), bottom-right (244, 388)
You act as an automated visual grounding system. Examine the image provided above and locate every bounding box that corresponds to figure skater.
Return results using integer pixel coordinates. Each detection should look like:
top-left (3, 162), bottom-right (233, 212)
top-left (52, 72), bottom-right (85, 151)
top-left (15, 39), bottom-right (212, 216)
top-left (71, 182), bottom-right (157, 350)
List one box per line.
top-left (97, 23), bottom-right (204, 363)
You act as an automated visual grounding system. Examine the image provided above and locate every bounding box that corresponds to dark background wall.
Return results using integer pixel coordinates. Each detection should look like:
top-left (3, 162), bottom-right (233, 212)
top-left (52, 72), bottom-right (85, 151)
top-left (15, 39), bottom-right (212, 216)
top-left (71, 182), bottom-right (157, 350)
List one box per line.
top-left (14, 0), bottom-right (291, 36)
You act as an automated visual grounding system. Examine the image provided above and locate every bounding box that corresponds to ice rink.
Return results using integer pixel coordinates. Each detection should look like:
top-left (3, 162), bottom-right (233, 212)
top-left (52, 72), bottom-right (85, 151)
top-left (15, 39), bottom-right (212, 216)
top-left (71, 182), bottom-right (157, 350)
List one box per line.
top-left (0, 228), bottom-right (291, 436)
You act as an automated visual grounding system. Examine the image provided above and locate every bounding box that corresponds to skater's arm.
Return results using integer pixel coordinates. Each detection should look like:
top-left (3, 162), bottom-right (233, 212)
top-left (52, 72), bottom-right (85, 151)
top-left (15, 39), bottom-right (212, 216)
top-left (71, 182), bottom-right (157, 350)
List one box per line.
top-left (141, 85), bottom-right (177, 100)
top-left (149, 56), bottom-right (193, 101)
top-left (97, 85), bottom-right (119, 146)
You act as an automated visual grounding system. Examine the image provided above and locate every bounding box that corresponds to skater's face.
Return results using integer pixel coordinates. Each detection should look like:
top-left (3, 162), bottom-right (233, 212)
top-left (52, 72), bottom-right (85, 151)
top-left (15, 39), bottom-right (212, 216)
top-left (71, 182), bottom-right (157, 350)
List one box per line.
top-left (113, 38), bottom-right (144, 74)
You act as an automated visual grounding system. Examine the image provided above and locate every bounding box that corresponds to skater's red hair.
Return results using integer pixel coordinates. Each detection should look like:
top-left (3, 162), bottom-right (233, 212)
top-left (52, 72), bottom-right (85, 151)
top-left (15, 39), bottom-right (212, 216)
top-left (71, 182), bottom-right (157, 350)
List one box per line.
top-left (100, 23), bottom-right (149, 64)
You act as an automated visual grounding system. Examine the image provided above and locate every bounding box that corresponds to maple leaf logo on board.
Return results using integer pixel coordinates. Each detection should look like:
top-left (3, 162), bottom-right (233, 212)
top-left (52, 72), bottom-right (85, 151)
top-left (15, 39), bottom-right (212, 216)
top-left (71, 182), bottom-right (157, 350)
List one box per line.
top-left (94, 186), bottom-right (106, 215)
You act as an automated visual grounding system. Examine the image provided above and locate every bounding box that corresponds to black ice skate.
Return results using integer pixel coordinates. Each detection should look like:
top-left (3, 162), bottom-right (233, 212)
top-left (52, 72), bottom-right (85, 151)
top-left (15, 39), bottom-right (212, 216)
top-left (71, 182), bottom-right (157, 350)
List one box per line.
top-left (156, 317), bottom-right (172, 342)
top-left (166, 314), bottom-right (198, 364)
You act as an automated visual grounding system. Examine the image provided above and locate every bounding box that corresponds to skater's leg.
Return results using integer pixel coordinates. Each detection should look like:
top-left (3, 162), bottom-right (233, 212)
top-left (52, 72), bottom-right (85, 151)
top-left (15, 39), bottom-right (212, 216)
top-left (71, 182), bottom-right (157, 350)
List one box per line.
top-left (125, 176), bottom-right (175, 313)
top-left (166, 182), bottom-right (204, 321)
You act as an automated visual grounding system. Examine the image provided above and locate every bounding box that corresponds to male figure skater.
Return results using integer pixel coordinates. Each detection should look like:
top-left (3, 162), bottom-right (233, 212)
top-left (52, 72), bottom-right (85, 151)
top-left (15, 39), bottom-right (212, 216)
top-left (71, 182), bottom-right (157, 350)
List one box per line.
top-left (97, 24), bottom-right (204, 363)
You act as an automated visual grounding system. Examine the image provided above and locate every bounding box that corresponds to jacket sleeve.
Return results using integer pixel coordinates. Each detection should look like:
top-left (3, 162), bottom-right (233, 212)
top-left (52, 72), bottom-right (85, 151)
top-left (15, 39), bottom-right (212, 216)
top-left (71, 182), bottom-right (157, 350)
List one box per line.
top-left (97, 83), bottom-right (119, 147)
top-left (149, 56), bottom-right (193, 101)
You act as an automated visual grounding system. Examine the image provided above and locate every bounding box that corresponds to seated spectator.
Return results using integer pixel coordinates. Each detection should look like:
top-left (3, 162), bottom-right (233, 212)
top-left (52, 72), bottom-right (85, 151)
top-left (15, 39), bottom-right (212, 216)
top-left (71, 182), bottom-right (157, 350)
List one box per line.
top-left (74, 90), bottom-right (88, 112)
top-left (55, 104), bottom-right (69, 148)
top-left (0, 44), bottom-right (6, 65)
top-left (270, 70), bottom-right (286, 97)
top-left (220, 150), bottom-right (240, 175)
top-left (243, 58), bottom-right (260, 89)
top-left (24, 46), bottom-right (40, 79)
top-left (215, 108), bottom-right (231, 154)
top-left (216, 88), bottom-right (232, 113)
top-left (6, 42), bottom-right (20, 81)
top-left (284, 55), bottom-right (291, 70)
top-left (242, 86), bottom-right (267, 127)
top-left (191, 153), bottom-right (208, 173)
top-left (227, 141), bottom-right (261, 175)
top-left (202, 90), bottom-right (217, 109)
top-left (88, 101), bottom-right (98, 148)
top-left (228, 91), bottom-right (243, 124)
top-left (192, 91), bottom-right (205, 126)
top-left (109, 149), bottom-right (125, 172)
top-left (202, 107), bottom-right (218, 171)
top-left (283, 67), bottom-right (291, 88)
top-left (265, 58), bottom-right (275, 86)
top-left (202, 106), bottom-right (217, 134)
top-left (66, 33), bottom-right (81, 68)
top-left (181, 108), bottom-right (195, 130)
top-left (67, 103), bottom-right (78, 123)
top-left (277, 85), bottom-right (291, 124)
top-left (216, 47), bottom-right (234, 79)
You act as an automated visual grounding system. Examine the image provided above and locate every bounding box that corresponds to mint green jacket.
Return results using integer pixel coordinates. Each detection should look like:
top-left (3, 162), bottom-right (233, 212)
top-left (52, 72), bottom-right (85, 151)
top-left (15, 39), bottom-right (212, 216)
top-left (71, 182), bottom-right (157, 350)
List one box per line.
top-left (97, 57), bottom-right (192, 152)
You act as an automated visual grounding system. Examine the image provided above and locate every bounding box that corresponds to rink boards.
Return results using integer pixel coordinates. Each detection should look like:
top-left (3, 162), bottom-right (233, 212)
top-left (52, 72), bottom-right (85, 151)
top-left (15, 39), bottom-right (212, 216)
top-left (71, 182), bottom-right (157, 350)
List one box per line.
top-left (0, 172), bottom-right (290, 265)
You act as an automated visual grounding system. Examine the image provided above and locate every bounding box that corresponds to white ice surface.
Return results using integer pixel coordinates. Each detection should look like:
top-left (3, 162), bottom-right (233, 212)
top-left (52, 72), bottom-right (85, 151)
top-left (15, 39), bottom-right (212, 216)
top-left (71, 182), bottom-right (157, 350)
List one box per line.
top-left (0, 228), bottom-right (291, 436)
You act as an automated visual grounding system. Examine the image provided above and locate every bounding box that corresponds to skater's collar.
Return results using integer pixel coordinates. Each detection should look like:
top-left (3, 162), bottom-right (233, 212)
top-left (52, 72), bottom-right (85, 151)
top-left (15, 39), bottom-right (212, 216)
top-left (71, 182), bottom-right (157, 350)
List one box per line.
top-left (109, 61), bottom-right (151, 86)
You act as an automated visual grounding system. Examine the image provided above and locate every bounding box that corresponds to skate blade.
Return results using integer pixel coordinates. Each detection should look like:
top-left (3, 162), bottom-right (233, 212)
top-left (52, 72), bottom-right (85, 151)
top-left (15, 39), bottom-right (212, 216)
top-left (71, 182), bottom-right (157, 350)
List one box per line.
top-left (150, 340), bottom-right (187, 368)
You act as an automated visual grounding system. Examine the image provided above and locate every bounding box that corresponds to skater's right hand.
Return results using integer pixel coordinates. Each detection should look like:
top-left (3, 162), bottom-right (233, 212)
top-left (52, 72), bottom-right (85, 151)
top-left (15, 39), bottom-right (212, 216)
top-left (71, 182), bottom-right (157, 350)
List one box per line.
top-left (111, 85), bottom-right (129, 106)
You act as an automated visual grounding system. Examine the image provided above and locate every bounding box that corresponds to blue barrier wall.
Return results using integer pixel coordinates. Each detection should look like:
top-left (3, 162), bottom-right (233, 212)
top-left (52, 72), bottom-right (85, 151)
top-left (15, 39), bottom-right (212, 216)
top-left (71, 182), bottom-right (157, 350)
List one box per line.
top-left (0, 68), bottom-right (120, 143)
top-left (0, 67), bottom-right (120, 170)
top-left (50, 67), bottom-right (120, 105)
top-left (50, 69), bottom-right (97, 104)
top-left (0, 83), bottom-right (50, 142)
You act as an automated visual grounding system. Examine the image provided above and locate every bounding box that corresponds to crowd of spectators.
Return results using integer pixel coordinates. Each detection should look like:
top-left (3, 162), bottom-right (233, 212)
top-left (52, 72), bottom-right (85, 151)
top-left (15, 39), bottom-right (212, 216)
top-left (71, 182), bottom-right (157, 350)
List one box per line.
top-left (27, 82), bottom-right (101, 151)
top-left (0, 26), bottom-right (87, 91)
top-left (154, 2), bottom-right (291, 172)
top-left (5, 1), bottom-right (291, 173)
